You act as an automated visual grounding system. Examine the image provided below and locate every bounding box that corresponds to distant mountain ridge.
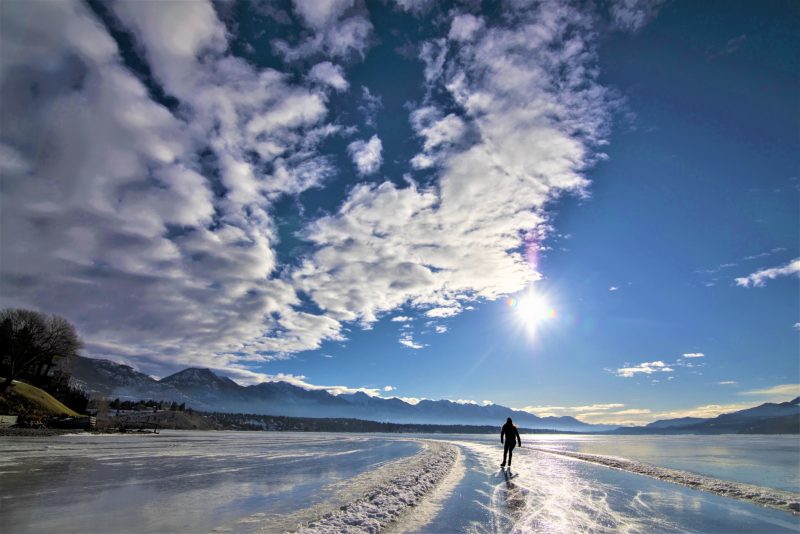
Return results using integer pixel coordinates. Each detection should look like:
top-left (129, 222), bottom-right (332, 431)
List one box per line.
top-left (645, 416), bottom-right (706, 429)
top-left (70, 356), bottom-right (798, 434)
top-left (69, 356), bottom-right (611, 431)
top-left (617, 397), bottom-right (800, 435)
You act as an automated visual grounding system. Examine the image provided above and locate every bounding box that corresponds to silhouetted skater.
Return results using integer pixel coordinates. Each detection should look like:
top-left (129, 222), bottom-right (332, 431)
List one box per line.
top-left (500, 417), bottom-right (521, 468)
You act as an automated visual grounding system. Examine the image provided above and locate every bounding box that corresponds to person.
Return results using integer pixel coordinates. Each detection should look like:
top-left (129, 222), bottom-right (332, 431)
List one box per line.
top-left (500, 417), bottom-right (521, 468)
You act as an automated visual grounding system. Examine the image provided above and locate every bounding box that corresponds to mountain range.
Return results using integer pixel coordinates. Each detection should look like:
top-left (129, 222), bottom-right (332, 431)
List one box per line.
top-left (69, 356), bottom-right (610, 431)
top-left (70, 356), bottom-right (799, 434)
top-left (622, 397), bottom-right (800, 434)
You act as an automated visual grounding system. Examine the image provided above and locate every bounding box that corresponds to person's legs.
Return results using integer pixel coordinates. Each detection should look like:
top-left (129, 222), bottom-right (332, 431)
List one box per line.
top-left (507, 443), bottom-right (515, 467)
top-left (500, 442), bottom-right (514, 467)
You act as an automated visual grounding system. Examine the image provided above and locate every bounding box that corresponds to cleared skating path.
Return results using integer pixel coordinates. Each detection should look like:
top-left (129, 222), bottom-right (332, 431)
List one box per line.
top-left (420, 440), bottom-right (799, 533)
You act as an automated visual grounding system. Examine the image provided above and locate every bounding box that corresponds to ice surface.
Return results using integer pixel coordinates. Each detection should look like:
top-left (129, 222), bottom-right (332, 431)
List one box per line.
top-left (0, 431), bottom-right (423, 533)
top-left (530, 446), bottom-right (800, 515)
top-left (521, 434), bottom-right (800, 493)
top-left (420, 440), bottom-right (800, 533)
top-left (3, 431), bottom-right (799, 533)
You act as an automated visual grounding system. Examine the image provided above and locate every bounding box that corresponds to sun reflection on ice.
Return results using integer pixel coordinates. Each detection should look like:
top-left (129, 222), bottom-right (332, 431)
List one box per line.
top-left (459, 442), bottom-right (681, 534)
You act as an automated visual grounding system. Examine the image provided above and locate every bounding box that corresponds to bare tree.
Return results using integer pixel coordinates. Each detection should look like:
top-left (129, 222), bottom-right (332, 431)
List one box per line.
top-left (0, 309), bottom-right (82, 391)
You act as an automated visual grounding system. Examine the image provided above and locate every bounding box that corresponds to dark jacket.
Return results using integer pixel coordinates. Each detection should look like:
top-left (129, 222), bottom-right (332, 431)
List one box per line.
top-left (501, 422), bottom-right (521, 446)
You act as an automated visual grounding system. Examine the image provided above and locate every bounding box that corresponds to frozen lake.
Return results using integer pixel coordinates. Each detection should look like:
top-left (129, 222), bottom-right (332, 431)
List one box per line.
top-left (1, 431), bottom-right (798, 533)
top-left (520, 433), bottom-right (800, 493)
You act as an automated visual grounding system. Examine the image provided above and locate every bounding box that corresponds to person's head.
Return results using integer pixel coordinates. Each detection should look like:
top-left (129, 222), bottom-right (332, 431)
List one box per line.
top-left (506, 418), bottom-right (512, 424)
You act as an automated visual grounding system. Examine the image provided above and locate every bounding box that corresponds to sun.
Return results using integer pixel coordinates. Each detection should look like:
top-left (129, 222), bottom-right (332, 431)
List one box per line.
top-left (506, 291), bottom-right (556, 332)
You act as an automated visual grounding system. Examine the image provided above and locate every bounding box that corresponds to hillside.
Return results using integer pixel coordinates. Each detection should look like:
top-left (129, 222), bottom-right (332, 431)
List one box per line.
top-left (0, 380), bottom-right (80, 417)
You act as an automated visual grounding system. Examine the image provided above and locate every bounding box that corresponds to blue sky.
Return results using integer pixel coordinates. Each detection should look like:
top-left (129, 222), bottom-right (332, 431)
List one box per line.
top-left (0, 0), bottom-right (797, 424)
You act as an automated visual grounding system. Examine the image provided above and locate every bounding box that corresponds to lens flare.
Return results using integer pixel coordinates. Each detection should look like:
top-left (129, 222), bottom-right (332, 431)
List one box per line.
top-left (508, 291), bottom-right (556, 332)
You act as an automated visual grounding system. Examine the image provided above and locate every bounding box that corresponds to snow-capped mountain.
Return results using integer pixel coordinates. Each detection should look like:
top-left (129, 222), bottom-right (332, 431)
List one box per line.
top-left (69, 356), bottom-right (610, 431)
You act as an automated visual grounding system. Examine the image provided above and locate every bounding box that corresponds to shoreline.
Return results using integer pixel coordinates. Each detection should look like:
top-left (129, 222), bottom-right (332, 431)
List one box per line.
top-left (0, 428), bottom-right (79, 437)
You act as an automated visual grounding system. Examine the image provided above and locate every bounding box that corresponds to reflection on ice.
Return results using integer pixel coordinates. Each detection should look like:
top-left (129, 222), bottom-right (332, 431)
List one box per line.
top-left (440, 441), bottom-right (798, 534)
top-left (460, 442), bottom-right (671, 533)
top-left (519, 434), bottom-right (800, 493)
top-left (0, 432), bottom-right (422, 533)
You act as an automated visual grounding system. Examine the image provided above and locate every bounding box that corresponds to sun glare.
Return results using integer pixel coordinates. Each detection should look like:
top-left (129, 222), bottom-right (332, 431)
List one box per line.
top-left (506, 292), bottom-right (557, 332)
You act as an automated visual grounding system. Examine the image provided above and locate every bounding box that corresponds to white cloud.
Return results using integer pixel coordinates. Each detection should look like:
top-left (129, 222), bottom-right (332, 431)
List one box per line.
top-left (794, 322), bottom-right (800, 330)
top-left (520, 403), bottom-right (626, 417)
top-left (393, 396), bottom-right (424, 405)
top-left (614, 408), bottom-right (653, 416)
top-left (616, 361), bottom-right (674, 378)
top-left (706, 34), bottom-right (747, 61)
top-left (275, 0), bottom-right (372, 60)
top-left (410, 153), bottom-right (435, 170)
top-left (0, 143), bottom-right (32, 174)
top-left (347, 135), bottom-right (383, 175)
top-left (448, 14), bottom-right (484, 42)
top-left (735, 258), bottom-right (800, 287)
top-left (193, 368), bottom-right (388, 399)
top-left (743, 247), bottom-right (786, 261)
top-left (391, 315), bottom-right (413, 322)
top-left (419, 38), bottom-right (447, 83)
top-left (358, 86), bottom-right (383, 126)
top-left (1, 1), bottom-right (620, 380)
top-left (409, 106), bottom-right (467, 167)
top-left (609, 286), bottom-right (619, 291)
top-left (0, 0), bottom-right (346, 374)
top-left (324, 16), bottom-right (373, 58)
top-left (609, 0), bottom-right (666, 33)
top-left (392, 0), bottom-right (433, 14)
top-left (434, 325), bottom-right (448, 334)
top-left (717, 381), bottom-right (738, 385)
top-left (739, 383), bottom-right (800, 399)
top-left (292, 0), bottom-right (354, 30)
top-left (425, 306), bottom-right (461, 318)
top-left (682, 352), bottom-right (704, 358)
top-left (652, 403), bottom-right (753, 420)
top-left (399, 334), bottom-right (425, 349)
top-left (284, 2), bottom-right (614, 354)
top-left (308, 61), bottom-right (349, 91)
top-left (251, 370), bottom-right (391, 397)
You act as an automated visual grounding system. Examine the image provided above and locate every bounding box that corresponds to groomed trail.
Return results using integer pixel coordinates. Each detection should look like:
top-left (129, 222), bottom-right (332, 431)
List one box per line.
top-left (210, 438), bottom-right (460, 534)
top-left (529, 447), bottom-right (800, 516)
top-left (294, 441), bottom-right (459, 534)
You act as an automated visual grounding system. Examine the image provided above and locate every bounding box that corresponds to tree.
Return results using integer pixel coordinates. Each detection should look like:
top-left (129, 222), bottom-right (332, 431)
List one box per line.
top-left (0, 308), bottom-right (82, 392)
